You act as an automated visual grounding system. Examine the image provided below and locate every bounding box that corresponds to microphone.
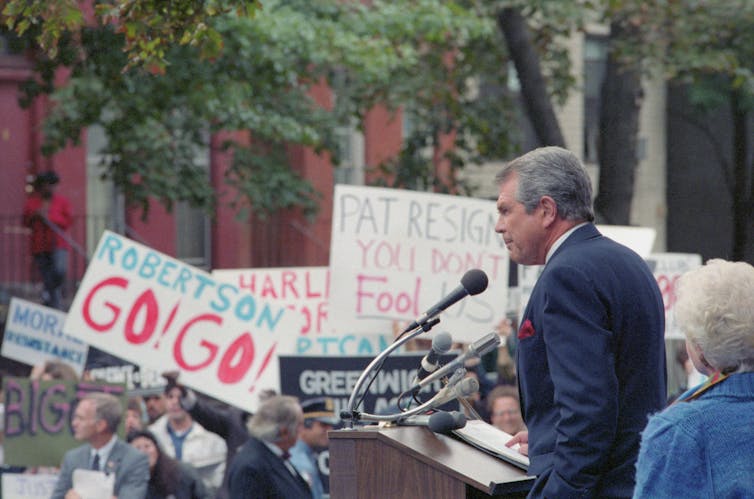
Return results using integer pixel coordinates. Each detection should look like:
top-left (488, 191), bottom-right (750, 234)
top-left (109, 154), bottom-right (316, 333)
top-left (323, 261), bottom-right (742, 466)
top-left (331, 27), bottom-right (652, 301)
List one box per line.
top-left (409, 332), bottom-right (501, 392)
top-left (405, 269), bottom-right (489, 331)
top-left (427, 375), bottom-right (479, 409)
top-left (411, 331), bottom-right (453, 387)
top-left (397, 410), bottom-right (467, 433)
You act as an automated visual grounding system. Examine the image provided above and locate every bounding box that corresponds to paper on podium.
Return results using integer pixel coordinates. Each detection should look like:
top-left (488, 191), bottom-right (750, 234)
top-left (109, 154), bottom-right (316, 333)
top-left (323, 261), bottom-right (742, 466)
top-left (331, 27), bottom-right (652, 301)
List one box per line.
top-left (452, 419), bottom-right (530, 470)
top-left (72, 469), bottom-right (115, 499)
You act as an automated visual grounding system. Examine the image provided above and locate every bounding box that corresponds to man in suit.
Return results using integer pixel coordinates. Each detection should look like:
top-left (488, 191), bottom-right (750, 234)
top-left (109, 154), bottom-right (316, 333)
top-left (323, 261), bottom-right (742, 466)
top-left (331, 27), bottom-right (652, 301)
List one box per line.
top-left (51, 392), bottom-right (149, 499)
top-left (227, 395), bottom-right (311, 499)
top-left (497, 147), bottom-right (666, 498)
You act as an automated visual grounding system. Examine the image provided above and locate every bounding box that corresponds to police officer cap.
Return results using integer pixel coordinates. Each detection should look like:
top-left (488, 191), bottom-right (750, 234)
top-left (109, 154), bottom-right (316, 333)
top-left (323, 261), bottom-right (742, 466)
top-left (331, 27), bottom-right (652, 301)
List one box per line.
top-left (301, 397), bottom-right (340, 425)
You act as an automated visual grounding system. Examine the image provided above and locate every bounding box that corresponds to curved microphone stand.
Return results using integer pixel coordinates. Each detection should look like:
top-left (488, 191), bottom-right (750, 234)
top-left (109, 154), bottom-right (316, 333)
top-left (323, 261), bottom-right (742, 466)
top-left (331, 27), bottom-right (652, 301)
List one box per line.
top-left (344, 320), bottom-right (443, 425)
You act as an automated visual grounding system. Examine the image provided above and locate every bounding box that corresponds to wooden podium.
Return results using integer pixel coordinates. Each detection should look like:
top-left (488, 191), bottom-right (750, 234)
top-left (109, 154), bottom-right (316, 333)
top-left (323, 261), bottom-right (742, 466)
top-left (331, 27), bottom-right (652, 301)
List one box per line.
top-left (329, 425), bottom-right (535, 498)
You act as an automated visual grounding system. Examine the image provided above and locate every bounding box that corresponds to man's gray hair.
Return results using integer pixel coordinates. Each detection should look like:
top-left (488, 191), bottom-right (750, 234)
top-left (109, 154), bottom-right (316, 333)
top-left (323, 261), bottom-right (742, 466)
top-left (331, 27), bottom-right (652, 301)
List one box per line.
top-left (247, 395), bottom-right (301, 443)
top-left (675, 259), bottom-right (754, 373)
top-left (84, 392), bottom-right (123, 433)
top-left (495, 146), bottom-right (594, 222)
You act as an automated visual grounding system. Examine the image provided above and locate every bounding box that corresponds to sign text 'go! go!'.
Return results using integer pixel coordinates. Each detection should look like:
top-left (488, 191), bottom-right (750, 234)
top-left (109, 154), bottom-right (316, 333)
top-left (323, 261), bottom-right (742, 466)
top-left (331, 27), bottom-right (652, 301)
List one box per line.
top-left (64, 231), bottom-right (302, 413)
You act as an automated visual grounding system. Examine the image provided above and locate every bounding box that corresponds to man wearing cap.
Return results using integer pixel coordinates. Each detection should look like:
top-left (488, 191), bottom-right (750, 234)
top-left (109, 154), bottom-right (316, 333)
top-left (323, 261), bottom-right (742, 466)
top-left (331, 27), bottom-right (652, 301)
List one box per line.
top-left (289, 397), bottom-right (339, 499)
top-left (22, 170), bottom-right (73, 310)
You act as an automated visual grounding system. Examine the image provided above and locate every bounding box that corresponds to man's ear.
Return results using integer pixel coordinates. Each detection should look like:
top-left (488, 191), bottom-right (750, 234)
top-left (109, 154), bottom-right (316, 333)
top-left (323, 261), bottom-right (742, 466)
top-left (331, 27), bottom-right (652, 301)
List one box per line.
top-left (96, 418), bottom-right (108, 434)
top-left (539, 196), bottom-right (558, 227)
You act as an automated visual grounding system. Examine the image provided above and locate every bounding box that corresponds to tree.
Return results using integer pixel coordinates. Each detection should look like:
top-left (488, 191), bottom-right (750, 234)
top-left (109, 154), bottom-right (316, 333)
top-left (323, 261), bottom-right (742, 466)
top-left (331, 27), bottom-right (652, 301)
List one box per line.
top-left (2, 0), bottom-right (259, 71)
top-left (5, 0), bottom-right (503, 218)
top-left (621, 0), bottom-right (753, 259)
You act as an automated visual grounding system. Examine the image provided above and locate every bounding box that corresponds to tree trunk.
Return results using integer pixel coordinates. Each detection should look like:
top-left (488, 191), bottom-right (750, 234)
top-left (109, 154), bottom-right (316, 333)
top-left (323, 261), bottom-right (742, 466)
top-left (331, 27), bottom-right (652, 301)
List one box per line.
top-left (593, 21), bottom-right (643, 225)
top-left (731, 88), bottom-right (753, 261)
top-left (497, 8), bottom-right (565, 148)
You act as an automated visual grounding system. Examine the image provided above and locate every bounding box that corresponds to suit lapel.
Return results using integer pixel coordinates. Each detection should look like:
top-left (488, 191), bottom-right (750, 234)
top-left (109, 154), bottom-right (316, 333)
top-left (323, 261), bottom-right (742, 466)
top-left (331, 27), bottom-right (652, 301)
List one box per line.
top-left (258, 441), bottom-right (310, 493)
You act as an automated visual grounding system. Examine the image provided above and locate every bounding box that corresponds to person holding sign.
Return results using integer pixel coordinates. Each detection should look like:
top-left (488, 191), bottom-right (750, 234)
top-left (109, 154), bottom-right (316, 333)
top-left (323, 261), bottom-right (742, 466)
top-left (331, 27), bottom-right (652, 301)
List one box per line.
top-left (633, 259), bottom-right (754, 497)
top-left (496, 147), bottom-right (666, 498)
top-left (51, 392), bottom-right (149, 499)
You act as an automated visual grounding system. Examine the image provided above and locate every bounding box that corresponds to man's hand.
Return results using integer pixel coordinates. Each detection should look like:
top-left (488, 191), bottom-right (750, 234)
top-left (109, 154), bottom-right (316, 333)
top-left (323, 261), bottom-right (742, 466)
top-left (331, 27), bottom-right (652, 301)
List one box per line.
top-left (506, 430), bottom-right (529, 456)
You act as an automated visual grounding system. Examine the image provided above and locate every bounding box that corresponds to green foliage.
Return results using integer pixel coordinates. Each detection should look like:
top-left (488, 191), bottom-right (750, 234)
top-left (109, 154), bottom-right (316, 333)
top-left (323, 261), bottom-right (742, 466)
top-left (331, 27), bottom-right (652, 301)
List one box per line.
top-left (11, 0), bottom-right (533, 219)
top-left (2, 0), bottom-right (260, 70)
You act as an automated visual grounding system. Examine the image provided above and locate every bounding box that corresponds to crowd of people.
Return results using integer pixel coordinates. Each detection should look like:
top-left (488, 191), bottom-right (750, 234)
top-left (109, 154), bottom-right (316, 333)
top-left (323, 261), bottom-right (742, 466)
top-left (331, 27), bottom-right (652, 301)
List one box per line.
top-left (2, 147), bottom-right (753, 498)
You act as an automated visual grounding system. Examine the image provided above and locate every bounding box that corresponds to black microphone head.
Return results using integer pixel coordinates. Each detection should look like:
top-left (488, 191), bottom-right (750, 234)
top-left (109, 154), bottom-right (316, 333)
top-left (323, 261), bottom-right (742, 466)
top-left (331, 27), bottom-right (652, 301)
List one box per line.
top-left (432, 331), bottom-right (453, 354)
top-left (461, 269), bottom-right (488, 296)
top-left (427, 411), bottom-right (457, 434)
top-left (448, 411), bottom-right (467, 429)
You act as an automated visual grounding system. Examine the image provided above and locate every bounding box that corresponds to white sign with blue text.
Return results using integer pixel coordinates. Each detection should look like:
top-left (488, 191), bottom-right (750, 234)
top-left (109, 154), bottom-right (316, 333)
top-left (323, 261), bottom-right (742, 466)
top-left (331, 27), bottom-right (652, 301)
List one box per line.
top-left (2, 297), bottom-right (88, 375)
top-left (63, 231), bottom-right (302, 412)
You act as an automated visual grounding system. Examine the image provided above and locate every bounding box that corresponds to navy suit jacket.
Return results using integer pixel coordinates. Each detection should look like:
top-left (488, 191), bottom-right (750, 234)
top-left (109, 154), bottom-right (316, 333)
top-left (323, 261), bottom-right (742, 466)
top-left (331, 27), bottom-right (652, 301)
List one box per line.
top-left (51, 438), bottom-right (149, 499)
top-left (227, 437), bottom-right (311, 499)
top-left (517, 224), bottom-right (666, 498)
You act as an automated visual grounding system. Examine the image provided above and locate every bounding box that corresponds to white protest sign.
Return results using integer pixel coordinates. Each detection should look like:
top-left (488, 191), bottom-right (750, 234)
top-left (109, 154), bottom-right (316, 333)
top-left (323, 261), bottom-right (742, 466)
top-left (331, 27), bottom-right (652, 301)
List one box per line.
top-left (212, 266), bottom-right (392, 356)
top-left (1, 473), bottom-right (58, 499)
top-left (329, 185), bottom-right (509, 343)
top-left (1, 297), bottom-right (88, 375)
top-left (646, 252), bottom-right (702, 339)
top-left (63, 231), bottom-right (302, 413)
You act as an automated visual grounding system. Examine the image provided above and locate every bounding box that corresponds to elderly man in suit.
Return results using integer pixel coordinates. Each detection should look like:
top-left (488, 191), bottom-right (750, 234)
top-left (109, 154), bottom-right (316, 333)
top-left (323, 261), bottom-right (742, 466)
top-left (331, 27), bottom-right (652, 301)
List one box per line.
top-left (497, 147), bottom-right (666, 498)
top-left (51, 392), bottom-right (149, 499)
top-left (227, 395), bottom-right (311, 499)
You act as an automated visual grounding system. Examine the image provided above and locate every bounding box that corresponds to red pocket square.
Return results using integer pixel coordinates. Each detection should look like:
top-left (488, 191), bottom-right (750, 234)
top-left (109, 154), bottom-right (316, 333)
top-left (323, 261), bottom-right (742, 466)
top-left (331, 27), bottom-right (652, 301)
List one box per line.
top-left (518, 319), bottom-right (536, 339)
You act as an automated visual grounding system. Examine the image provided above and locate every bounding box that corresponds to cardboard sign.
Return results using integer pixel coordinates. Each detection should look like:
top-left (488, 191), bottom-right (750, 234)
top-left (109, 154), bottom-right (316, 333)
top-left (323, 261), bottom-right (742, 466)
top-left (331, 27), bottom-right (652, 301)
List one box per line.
top-left (2, 378), bottom-right (126, 467)
top-left (646, 253), bottom-right (702, 339)
top-left (329, 185), bottom-right (509, 343)
top-left (213, 266), bottom-right (392, 355)
top-left (279, 354), bottom-right (451, 418)
top-left (1, 474), bottom-right (59, 499)
top-left (1, 297), bottom-right (88, 376)
top-left (63, 231), bottom-right (302, 413)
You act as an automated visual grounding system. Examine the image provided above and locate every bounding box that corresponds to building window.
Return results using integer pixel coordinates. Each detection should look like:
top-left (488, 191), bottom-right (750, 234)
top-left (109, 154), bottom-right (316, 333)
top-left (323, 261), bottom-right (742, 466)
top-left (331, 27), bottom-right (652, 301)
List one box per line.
top-left (175, 146), bottom-right (210, 269)
top-left (333, 123), bottom-right (365, 185)
top-left (583, 35), bottom-right (608, 164)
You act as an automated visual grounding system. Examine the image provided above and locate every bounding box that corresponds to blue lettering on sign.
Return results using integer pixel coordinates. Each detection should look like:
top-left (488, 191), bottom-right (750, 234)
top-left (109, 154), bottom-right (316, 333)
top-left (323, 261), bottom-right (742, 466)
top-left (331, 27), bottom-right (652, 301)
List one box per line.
top-left (93, 232), bottom-right (289, 331)
top-left (6, 331), bottom-right (84, 364)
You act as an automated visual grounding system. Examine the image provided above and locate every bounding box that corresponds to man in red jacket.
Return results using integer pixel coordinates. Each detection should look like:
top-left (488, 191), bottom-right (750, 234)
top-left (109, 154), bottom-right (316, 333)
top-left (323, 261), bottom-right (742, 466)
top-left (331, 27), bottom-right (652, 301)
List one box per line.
top-left (22, 171), bottom-right (73, 309)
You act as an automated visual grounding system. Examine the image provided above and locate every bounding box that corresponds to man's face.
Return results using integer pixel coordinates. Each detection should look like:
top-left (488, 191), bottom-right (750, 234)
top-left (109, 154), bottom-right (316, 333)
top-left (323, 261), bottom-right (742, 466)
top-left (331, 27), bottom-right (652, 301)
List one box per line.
top-left (72, 399), bottom-right (101, 443)
top-left (279, 412), bottom-right (304, 453)
top-left (125, 409), bottom-right (143, 434)
top-left (144, 394), bottom-right (166, 422)
top-left (301, 420), bottom-right (333, 450)
top-left (165, 387), bottom-right (188, 423)
top-left (490, 396), bottom-right (525, 435)
top-left (495, 174), bottom-right (547, 265)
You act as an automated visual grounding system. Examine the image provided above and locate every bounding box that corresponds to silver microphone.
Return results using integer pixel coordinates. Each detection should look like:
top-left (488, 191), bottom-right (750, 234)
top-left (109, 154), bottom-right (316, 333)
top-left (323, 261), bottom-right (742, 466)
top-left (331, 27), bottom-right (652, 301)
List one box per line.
top-left (409, 332), bottom-right (501, 392)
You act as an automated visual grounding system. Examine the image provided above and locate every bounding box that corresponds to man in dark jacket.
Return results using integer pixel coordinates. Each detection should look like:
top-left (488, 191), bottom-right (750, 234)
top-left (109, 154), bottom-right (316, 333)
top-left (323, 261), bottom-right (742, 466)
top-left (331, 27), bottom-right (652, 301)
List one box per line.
top-left (227, 395), bottom-right (311, 499)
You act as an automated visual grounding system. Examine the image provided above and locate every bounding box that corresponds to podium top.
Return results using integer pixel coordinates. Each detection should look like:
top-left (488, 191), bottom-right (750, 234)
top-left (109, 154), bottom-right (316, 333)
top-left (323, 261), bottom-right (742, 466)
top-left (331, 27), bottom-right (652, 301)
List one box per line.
top-left (330, 425), bottom-right (535, 496)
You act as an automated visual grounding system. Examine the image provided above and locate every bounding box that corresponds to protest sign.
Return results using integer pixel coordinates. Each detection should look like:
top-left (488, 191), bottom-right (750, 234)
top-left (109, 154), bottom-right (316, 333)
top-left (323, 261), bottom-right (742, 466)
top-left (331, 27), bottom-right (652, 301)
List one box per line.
top-left (329, 185), bottom-right (509, 343)
top-left (1, 297), bottom-right (88, 376)
top-left (279, 354), bottom-right (452, 419)
top-left (213, 266), bottom-right (392, 355)
top-left (2, 378), bottom-right (125, 466)
top-left (63, 231), bottom-right (302, 413)
top-left (1, 473), bottom-right (58, 499)
top-left (646, 253), bottom-right (702, 339)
